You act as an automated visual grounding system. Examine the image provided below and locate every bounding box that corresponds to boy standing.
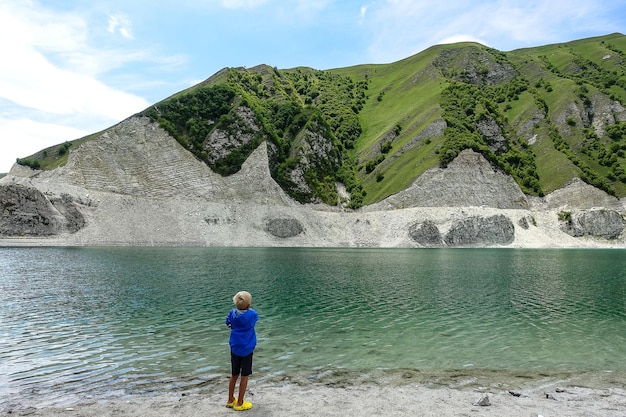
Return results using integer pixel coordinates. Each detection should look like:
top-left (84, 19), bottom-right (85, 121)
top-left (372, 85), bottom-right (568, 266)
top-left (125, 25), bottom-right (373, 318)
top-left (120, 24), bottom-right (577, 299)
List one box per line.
top-left (225, 291), bottom-right (258, 411)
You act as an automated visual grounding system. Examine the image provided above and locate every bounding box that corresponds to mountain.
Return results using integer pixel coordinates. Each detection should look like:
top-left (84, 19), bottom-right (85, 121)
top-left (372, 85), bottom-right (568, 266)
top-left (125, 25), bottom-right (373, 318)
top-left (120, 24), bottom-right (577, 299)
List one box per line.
top-left (1, 34), bottom-right (625, 247)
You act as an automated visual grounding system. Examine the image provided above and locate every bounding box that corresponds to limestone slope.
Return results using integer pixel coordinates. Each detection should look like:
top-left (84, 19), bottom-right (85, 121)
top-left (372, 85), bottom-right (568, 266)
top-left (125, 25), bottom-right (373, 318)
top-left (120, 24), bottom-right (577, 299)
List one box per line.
top-left (1, 117), bottom-right (624, 247)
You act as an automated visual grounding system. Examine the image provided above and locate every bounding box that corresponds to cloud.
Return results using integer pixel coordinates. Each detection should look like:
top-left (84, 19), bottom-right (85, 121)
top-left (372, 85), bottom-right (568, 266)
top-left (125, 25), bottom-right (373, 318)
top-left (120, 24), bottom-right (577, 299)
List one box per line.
top-left (0, 1), bottom-right (153, 172)
top-left (220, 0), bottom-right (269, 9)
top-left (362, 0), bottom-right (623, 63)
top-left (0, 41), bottom-right (147, 119)
top-left (107, 14), bottom-right (134, 40)
top-left (0, 118), bottom-right (88, 172)
top-left (0, 2), bottom-right (150, 111)
top-left (359, 5), bottom-right (368, 23)
top-left (438, 34), bottom-right (489, 47)
top-left (484, 1), bottom-right (611, 47)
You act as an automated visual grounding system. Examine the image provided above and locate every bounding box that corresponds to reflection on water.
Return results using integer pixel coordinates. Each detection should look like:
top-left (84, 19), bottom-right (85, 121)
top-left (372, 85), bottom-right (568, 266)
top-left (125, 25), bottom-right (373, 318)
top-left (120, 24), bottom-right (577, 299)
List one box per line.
top-left (0, 247), bottom-right (625, 407)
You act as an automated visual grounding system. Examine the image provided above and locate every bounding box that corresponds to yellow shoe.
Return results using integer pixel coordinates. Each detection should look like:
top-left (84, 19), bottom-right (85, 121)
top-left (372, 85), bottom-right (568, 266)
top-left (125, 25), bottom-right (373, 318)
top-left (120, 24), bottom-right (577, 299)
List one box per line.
top-left (225, 398), bottom-right (237, 408)
top-left (233, 400), bottom-right (252, 411)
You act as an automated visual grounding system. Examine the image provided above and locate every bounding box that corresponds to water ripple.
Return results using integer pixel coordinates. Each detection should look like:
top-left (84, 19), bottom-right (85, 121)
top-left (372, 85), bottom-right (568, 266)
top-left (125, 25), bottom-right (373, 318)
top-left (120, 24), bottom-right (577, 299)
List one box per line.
top-left (1, 247), bottom-right (625, 407)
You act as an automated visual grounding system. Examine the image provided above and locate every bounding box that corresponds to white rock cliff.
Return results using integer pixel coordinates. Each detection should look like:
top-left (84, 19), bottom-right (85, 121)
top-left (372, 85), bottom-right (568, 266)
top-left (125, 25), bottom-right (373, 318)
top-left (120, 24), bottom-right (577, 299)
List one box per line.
top-left (1, 117), bottom-right (624, 247)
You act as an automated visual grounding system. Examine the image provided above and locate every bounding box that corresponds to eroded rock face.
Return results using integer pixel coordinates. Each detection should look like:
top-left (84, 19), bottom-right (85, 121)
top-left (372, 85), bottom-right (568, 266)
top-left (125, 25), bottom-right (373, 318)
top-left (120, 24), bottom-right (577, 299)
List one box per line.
top-left (265, 113), bottom-right (344, 205)
top-left (408, 214), bottom-right (515, 247)
top-left (376, 150), bottom-right (529, 210)
top-left (284, 121), bottom-right (342, 202)
top-left (517, 215), bottom-right (535, 230)
top-left (408, 220), bottom-right (443, 246)
top-left (50, 193), bottom-right (86, 233)
top-left (265, 217), bottom-right (304, 238)
top-left (560, 209), bottom-right (625, 239)
top-left (477, 116), bottom-right (507, 153)
top-left (444, 214), bottom-right (515, 246)
top-left (539, 178), bottom-right (622, 210)
top-left (433, 47), bottom-right (518, 85)
top-left (1, 115), bottom-right (624, 247)
top-left (0, 183), bottom-right (85, 236)
top-left (205, 106), bottom-right (261, 164)
top-left (589, 93), bottom-right (626, 138)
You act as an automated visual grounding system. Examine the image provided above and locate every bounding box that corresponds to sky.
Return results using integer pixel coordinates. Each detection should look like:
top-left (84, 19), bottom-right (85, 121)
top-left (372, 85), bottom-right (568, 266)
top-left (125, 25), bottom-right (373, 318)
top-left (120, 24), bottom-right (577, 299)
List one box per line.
top-left (1, 0), bottom-right (625, 173)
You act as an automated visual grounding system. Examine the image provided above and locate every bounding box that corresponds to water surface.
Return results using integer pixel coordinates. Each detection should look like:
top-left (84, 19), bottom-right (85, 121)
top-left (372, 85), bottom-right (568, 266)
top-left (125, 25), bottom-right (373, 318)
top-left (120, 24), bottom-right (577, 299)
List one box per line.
top-left (1, 247), bottom-right (624, 407)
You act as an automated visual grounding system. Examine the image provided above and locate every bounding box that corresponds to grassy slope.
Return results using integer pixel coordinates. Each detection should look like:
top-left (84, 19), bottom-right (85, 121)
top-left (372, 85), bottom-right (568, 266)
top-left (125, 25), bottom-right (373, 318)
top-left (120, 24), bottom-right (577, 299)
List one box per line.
top-left (507, 33), bottom-right (626, 196)
top-left (14, 33), bottom-right (626, 203)
top-left (339, 33), bottom-right (626, 202)
top-left (331, 45), bottom-right (450, 203)
top-left (506, 47), bottom-right (585, 193)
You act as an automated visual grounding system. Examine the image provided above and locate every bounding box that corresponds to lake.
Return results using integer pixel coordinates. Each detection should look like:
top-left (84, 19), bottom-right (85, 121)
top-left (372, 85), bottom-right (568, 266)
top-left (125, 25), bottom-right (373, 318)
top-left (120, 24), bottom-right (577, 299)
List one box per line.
top-left (1, 247), bottom-right (625, 408)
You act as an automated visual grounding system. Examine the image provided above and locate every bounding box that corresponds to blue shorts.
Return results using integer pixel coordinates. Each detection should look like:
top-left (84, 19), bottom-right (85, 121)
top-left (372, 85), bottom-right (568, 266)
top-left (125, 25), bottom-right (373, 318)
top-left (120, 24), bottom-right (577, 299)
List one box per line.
top-left (231, 351), bottom-right (253, 377)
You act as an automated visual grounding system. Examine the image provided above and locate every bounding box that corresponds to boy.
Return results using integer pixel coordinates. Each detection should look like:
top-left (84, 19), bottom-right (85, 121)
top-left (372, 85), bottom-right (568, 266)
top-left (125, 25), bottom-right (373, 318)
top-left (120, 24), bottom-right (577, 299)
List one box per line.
top-left (225, 291), bottom-right (258, 411)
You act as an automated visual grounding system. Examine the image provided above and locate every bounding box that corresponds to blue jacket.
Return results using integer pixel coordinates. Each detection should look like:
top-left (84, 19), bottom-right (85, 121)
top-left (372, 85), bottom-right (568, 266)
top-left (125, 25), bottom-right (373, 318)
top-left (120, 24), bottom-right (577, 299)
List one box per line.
top-left (226, 308), bottom-right (258, 356)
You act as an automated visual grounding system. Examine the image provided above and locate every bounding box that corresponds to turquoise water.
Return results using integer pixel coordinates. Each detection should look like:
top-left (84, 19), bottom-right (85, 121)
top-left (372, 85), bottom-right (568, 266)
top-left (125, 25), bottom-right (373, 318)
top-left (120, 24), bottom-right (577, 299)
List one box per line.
top-left (1, 247), bottom-right (625, 407)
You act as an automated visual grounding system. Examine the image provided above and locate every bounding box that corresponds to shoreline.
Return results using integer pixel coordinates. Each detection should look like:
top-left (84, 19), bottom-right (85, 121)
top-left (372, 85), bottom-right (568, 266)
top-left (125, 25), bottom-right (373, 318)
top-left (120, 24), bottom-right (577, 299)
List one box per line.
top-left (3, 379), bottom-right (625, 417)
top-left (3, 368), bottom-right (626, 416)
top-left (1, 236), bottom-right (626, 248)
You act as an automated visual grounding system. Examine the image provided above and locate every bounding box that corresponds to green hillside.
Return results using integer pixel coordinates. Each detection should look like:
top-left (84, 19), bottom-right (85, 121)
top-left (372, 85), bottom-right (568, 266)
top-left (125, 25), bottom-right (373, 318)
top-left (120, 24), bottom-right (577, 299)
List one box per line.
top-left (18, 33), bottom-right (626, 207)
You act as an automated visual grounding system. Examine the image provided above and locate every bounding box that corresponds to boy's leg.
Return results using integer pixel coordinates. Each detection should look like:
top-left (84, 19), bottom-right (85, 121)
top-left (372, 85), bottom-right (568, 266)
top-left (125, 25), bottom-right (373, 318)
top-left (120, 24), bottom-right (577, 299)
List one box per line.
top-left (228, 352), bottom-right (241, 405)
top-left (236, 376), bottom-right (248, 406)
top-left (236, 353), bottom-right (253, 406)
top-left (228, 375), bottom-right (238, 404)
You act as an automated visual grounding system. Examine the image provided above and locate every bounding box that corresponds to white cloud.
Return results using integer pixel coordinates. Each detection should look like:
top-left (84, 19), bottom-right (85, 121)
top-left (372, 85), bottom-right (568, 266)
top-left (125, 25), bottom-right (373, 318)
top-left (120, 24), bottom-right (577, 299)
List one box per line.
top-left (363, 0), bottom-right (622, 63)
top-left (107, 14), bottom-right (135, 40)
top-left (359, 5), bottom-right (368, 23)
top-left (0, 3), bottom-right (150, 109)
top-left (0, 40), bottom-right (147, 119)
top-left (438, 34), bottom-right (490, 47)
top-left (0, 118), bottom-right (88, 172)
top-left (220, 0), bottom-right (269, 9)
top-left (362, 1), bottom-right (456, 62)
top-left (219, 0), bottom-right (330, 11)
top-left (0, 1), bottom-right (151, 172)
top-left (485, 1), bottom-right (604, 47)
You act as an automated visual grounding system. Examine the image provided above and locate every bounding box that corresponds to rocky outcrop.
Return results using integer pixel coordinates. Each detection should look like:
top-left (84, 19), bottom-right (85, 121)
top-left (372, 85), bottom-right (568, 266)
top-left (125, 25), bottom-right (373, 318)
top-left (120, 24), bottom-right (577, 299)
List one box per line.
top-left (265, 217), bottom-right (305, 238)
top-left (517, 215), bottom-right (536, 230)
top-left (205, 106), bottom-right (262, 164)
top-left (409, 214), bottom-right (515, 247)
top-left (532, 178), bottom-right (623, 210)
top-left (590, 94), bottom-right (626, 137)
top-left (408, 220), bottom-right (443, 246)
top-left (433, 47), bottom-right (518, 85)
top-left (559, 208), bottom-right (625, 239)
top-left (0, 117), bottom-right (624, 248)
top-left (477, 116), bottom-right (507, 153)
top-left (0, 183), bottom-right (85, 236)
top-left (283, 119), bottom-right (342, 202)
top-left (49, 193), bottom-right (86, 233)
top-left (444, 214), bottom-right (515, 246)
top-left (29, 117), bottom-right (294, 205)
top-left (371, 149), bottom-right (529, 210)
top-left (36, 116), bottom-right (225, 197)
